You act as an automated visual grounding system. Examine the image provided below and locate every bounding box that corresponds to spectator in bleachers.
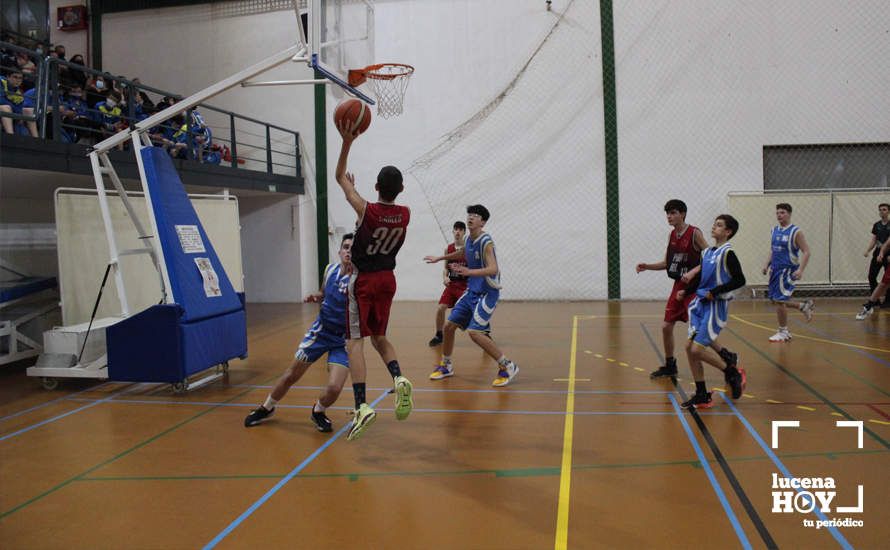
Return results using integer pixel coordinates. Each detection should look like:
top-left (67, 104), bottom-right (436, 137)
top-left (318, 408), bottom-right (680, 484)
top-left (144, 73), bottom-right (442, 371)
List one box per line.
top-left (94, 89), bottom-right (126, 146)
top-left (14, 52), bottom-right (36, 88)
top-left (61, 54), bottom-right (88, 90)
top-left (124, 77), bottom-right (154, 112)
top-left (54, 45), bottom-right (66, 60)
top-left (0, 69), bottom-right (37, 137)
top-left (85, 72), bottom-right (111, 108)
top-left (60, 83), bottom-right (95, 143)
top-left (158, 112), bottom-right (189, 159)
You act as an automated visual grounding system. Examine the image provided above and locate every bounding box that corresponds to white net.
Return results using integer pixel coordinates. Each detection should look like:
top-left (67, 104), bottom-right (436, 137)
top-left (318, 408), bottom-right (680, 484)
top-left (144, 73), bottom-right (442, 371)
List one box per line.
top-left (365, 64), bottom-right (414, 118)
top-left (408, 0), bottom-right (607, 300)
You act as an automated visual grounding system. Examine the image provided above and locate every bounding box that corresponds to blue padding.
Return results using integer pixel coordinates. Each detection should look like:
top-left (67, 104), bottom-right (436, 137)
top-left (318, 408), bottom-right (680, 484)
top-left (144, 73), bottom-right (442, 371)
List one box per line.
top-left (0, 277), bottom-right (57, 303)
top-left (107, 304), bottom-right (247, 383)
top-left (139, 147), bottom-right (242, 323)
top-left (180, 309), bottom-right (248, 375)
top-left (107, 304), bottom-right (182, 383)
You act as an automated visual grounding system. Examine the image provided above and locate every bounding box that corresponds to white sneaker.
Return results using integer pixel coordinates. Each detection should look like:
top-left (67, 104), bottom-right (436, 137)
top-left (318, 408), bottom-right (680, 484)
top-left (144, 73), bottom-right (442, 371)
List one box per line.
top-left (855, 305), bottom-right (874, 320)
top-left (800, 299), bottom-right (815, 322)
top-left (492, 361), bottom-right (519, 387)
top-left (768, 330), bottom-right (792, 343)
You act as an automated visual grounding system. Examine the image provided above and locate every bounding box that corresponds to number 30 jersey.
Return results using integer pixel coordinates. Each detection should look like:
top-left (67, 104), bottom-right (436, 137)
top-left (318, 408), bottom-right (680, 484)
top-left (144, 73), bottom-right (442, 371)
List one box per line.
top-left (352, 201), bottom-right (410, 272)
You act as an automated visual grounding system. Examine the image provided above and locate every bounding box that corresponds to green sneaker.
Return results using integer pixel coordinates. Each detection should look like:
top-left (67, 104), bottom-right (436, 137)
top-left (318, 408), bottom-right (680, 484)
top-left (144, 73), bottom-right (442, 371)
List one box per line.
top-left (347, 403), bottom-right (377, 441)
top-left (394, 375), bottom-right (413, 421)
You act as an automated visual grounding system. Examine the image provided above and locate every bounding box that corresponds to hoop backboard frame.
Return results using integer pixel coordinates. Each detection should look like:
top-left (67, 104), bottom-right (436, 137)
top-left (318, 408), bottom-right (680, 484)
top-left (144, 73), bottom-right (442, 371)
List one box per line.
top-left (308, 0), bottom-right (376, 104)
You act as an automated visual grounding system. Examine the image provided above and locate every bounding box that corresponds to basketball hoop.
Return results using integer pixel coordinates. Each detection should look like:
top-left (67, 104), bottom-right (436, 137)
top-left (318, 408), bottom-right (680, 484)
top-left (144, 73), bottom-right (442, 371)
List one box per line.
top-left (348, 63), bottom-right (414, 118)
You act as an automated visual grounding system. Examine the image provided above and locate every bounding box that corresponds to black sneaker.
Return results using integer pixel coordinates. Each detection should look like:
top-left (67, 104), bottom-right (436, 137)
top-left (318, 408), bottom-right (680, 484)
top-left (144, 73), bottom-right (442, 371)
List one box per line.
top-left (428, 335), bottom-right (443, 346)
top-left (681, 392), bottom-right (713, 410)
top-left (650, 365), bottom-right (678, 379)
top-left (719, 349), bottom-right (738, 370)
top-left (244, 405), bottom-right (275, 427)
top-left (310, 409), bottom-right (333, 432)
top-left (724, 367), bottom-right (747, 399)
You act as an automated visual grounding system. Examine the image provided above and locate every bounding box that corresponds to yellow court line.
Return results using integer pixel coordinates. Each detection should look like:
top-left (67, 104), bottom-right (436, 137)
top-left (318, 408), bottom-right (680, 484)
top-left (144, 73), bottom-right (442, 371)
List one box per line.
top-left (555, 315), bottom-right (579, 550)
top-left (730, 315), bottom-right (890, 354)
top-left (797, 406), bottom-right (817, 412)
top-left (869, 419), bottom-right (890, 426)
top-left (554, 378), bottom-right (590, 382)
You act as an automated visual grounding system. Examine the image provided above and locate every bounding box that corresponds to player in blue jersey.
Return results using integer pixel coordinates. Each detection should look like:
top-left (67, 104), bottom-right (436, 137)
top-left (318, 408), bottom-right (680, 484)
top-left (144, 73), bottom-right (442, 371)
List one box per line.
top-left (244, 234), bottom-right (354, 432)
top-left (761, 203), bottom-right (814, 342)
top-left (678, 215), bottom-right (747, 410)
top-left (424, 204), bottom-right (519, 387)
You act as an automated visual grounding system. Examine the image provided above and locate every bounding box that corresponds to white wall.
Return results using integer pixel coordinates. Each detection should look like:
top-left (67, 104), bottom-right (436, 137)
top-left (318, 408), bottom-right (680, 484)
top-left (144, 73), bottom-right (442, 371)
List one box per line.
top-left (239, 195), bottom-right (303, 302)
top-left (98, 0), bottom-right (890, 301)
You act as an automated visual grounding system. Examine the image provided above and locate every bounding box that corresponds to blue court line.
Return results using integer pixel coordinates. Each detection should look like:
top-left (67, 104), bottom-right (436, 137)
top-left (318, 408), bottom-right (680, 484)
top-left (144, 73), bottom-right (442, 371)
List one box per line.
top-left (793, 319), bottom-right (890, 368)
top-left (668, 393), bottom-right (752, 550)
top-left (0, 381), bottom-right (110, 423)
top-left (716, 392), bottom-right (853, 550)
top-left (0, 384), bottom-right (137, 443)
top-left (203, 389), bottom-right (390, 549)
top-left (67, 397), bottom-right (736, 416)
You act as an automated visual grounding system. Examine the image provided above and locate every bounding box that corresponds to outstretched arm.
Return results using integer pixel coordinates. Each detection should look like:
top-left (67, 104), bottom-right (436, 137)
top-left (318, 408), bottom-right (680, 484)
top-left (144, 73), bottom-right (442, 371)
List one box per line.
top-left (424, 248), bottom-right (465, 264)
top-left (636, 260), bottom-right (667, 273)
top-left (335, 121), bottom-right (367, 217)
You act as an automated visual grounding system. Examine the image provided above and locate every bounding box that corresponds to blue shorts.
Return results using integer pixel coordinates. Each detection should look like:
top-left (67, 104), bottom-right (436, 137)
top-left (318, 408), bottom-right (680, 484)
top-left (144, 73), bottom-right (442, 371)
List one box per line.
top-left (687, 296), bottom-right (729, 347)
top-left (768, 267), bottom-right (796, 301)
top-left (448, 289), bottom-right (499, 332)
top-left (294, 320), bottom-right (348, 368)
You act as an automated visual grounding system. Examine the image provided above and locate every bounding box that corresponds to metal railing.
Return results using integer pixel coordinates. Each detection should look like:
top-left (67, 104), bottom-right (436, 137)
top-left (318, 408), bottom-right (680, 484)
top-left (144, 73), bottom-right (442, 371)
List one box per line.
top-left (0, 41), bottom-right (302, 178)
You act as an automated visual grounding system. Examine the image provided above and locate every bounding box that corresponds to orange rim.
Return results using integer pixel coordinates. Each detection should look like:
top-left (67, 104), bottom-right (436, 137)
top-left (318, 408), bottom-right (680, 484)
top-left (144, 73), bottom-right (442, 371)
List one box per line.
top-left (348, 63), bottom-right (414, 87)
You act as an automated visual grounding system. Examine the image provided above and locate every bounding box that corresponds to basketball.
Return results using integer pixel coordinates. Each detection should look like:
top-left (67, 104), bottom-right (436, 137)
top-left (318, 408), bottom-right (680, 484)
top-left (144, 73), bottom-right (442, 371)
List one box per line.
top-left (334, 99), bottom-right (372, 135)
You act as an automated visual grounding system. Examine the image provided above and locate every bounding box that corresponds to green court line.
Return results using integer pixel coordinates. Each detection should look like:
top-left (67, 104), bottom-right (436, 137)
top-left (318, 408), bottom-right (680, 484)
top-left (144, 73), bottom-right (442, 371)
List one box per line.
top-left (0, 375), bottom-right (279, 520)
top-left (820, 355), bottom-right (890, 398)
top-left (726, 326), bottom-right (890, 450)
top-left (75, 448), bottom-right (888, 483)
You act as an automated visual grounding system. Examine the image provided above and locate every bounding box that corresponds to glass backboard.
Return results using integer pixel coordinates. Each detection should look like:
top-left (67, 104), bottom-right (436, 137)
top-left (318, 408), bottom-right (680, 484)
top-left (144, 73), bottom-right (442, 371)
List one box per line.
top-left (308, 0), bottom-right (376, 104)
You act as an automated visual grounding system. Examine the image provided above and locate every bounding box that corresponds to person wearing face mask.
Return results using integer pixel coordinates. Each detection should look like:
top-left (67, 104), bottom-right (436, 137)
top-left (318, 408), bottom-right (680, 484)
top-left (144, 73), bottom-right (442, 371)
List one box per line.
top-left (94, 90), bottom-right (124, 141)
top-left (86, 73), bottom-right (111, 108)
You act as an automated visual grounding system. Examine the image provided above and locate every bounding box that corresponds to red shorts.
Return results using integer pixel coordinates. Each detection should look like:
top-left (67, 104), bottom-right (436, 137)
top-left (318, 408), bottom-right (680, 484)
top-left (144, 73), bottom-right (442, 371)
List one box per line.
top-left (439, 282), bottom-right (467, 307)
top-left (883, 267), bottom-right (890, 285)
top-left (347, 270), bottom-right (396, 339)
top-left (664, 279), bottom-right (696, 323)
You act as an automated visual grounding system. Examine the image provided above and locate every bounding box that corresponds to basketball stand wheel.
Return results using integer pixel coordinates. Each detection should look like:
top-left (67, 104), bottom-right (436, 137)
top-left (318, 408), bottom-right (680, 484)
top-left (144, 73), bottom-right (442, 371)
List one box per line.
top-left (41, 377), bottom-right (60, 391)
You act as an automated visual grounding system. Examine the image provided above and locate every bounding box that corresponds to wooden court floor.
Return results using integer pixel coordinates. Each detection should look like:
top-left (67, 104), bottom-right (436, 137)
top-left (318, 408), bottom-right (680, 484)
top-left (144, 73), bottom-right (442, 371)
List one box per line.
top-left (1, 300), bottom-right (888, 549)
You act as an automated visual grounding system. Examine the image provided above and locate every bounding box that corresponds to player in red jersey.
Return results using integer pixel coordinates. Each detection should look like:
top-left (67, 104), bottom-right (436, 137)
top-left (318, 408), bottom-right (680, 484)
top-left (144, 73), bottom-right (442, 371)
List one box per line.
top-left (428, 221), bottom-right (468, 346)
top-left (636, 199), bottom-right (738, 378)
top-left (335, 120), bottom-right (413, 441)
